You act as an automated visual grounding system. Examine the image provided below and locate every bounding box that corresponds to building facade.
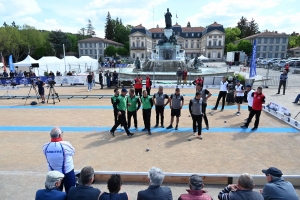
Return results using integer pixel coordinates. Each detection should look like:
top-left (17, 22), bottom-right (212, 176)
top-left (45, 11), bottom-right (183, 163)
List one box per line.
top-left (129, 22), bottom-right (225, 60)
top-left (78, 37), bottom-right (124, 59)
top-left (287, 47), bottom-right (300, 57)
top-left (241, 31), bottom-right (289, 59)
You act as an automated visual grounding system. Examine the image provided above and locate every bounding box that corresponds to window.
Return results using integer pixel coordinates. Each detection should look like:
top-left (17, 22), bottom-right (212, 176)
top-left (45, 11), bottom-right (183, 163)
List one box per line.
top-left (281, 53), bottom-right (284, 58)
top-left (218, 52), bottom-right (221, 58)
top-left (142, 53), bottom-right (144, 58)
top-left (257, 46), bottom-right (261, 51)
top-left (213, 40), bottom-right (217, 46)
top-left (264, 38), bottom-right (268, 43)
top-left (191, 43), bottom-right (194, 48)
top-left (132, 53), bottom-right (135, 59)
top-left (154, 34), bottom-right (156, 37)
top-left (218, 41), bottom-right (221, 46)
top-left (208, 52), bottom-right (211, 58)
top-left (99, 43), bottom-right (102, 47)
top-left (209, 41), bottom-right (211, 46)
top-left (269, 46), bottom-right (273, 51)
top-left (185, 43), bottom-right (188, 48)
top-left (89, 43), bottom-right (92, 48)
top-left (274, 53), bottom-right (278, 58)
top-left (209, 36), bottom-right (212, 38)
top-left (282, 38), bottom-right (287, 43)
top-left (268, 53), bottom-right (272, 58)
top-left (219, 36), bottom-right (222, 38)
top-left (95, 50), bottom-right (97, 54)
top-left (276, 38), bottom-right (280, 43)
top-left (99, 49), bottom-right (103, 54)
top-left (262, 53), bottom-right (266, 58)
top-left (275, 46), bottom-right (279, 51)
top-left (80, 50), bottom-right (83, 55)
top-left (85, 50), bottom-right (88, 54)
top-left (270, 38), bottom-right (274, 43)
top-left (141, 42), bottom-right (144, 47)
top-left (85, 43), bottom-right (88, 48)
top-left (197, 44), bottom-right (200, 48)
top-left (186, 33), bottom-right (188, 37)
top-left (257, 53), bottom-right (260, 58)
top-left (263, 46), bottom-right (267, 51)
top-left (132, 42), bottom-right (135, 47)
top-left (159, 34), bottom-right (162, 37)
top-left (257, 38), bottom-right (261, 44)
top-left (90, 49), bottom-right (93, 54)
top-left (198, 33), bottom-right (200, 37)
top-left (191, 33), bottom-right (194, 37)
top-left (79, 43), bottom-right (82, 48)
top-left (214, 36), bottom-right (217, 38)
top-left (282, 46), bottom-right (285, 51)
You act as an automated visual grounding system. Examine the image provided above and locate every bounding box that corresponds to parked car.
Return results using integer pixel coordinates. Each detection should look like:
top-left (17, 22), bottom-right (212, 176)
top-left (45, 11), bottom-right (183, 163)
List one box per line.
top-left (260, 60), bottom-right (269, 68)
top-left (274, 60), bottom-right (287, 68)
top-left (256, 57), bottom-right (264, 63)
top-left (268, 58), bottom-right (281, 66)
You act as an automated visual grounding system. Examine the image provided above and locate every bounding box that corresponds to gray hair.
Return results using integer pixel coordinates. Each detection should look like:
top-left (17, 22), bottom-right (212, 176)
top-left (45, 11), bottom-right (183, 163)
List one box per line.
top-left (159, 86), bottom-right (163, 89)
top-left (148, 167), bottom-right (165, 186)
top-left (80, 166), bottom-right (94, 185)
top-left (50, 127), bottom-right (62, 138)
top-left (238, 173), bottom-right (254, 190)
top-left (45, 179), bottom-right (62, 190)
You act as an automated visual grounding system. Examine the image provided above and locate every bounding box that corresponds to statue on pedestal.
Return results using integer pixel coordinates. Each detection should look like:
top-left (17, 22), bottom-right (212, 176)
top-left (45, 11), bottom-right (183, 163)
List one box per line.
top-left (165, 8), bottom-right (172, 29)
top-left (134, 57), bottom-right (141, 69)
top-left (194, 56), bottom-right (200, 69)
top-left (169, 32), bottom-right (177, 45)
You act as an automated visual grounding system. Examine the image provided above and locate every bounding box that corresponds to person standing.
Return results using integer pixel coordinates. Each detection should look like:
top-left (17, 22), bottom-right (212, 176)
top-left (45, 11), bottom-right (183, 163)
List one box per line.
top-left (110, 88), bottom-right (134, 137)
top-left (99, 71), bottom-right (103, 89)
top-left (127, 88), bottom-right (141, 130)
top-left (189, 92), bottom-right (203, 139)
top-left (234, 80), bottom-right (245, 116)
top-left (194, 75), bottom-right (204, 86)
top-left (277, 70), bottom-right (288, 95)
top-left (86, 72), bottom-right (93, 91)
top-left (145, 74), bottom-right (152, 95)
top-left (134, 74), bottom-right (143, 97)
top-left (36, 77), bottom-right (46, 104)
top-left (48, 71), bottom-right (55, 77)
top-left (182, 69), bottom-right (188, 85)
top-left (198, 84), bottom-right (212, 130)
top-left (212, 76), bottom-right (228, 111)
top-left (111, 89), bottom-right (123, 130)
top-left (153, 86), bottom-right (170, 128)
top-left (166, 88), bottom-right (184, 130)
top-left (43, 127), bottom-right (76, 193)
top-left (105, 70), bottom-right (111, 88)
top-left (241, 86), bottom-right (265, 131)
top-left (245, 84), bottom-right (255, 122)
top-left (141, 90), bottom-right (153, 135)
top-left (176, 67), bottom-right (183, 85)
top-left (91, 72), bottom-right (95, 88)
top-left (112, 71), bottom-right (118, 86)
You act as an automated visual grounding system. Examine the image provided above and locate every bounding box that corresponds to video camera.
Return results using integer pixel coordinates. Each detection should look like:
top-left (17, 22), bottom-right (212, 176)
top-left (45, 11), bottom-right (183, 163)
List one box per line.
top-left (48, 81), bottom-right (56, 85)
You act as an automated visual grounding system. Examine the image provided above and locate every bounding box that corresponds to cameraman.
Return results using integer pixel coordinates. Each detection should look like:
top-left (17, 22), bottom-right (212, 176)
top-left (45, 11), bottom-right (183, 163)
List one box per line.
top-left (36, 77), bottom-right (45, 104)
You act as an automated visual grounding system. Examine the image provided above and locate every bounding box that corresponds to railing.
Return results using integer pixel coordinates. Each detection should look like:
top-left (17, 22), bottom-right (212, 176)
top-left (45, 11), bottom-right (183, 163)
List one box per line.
top-left (207, 46), bottom-right (224, 49)
top-left (130, 47), bottom-right (146, 50)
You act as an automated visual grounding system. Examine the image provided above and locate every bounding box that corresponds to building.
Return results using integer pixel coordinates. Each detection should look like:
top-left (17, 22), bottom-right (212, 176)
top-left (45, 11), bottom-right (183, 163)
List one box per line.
top-left (78, 37), bottom-right (124, 59)
top-left (287, 47), bottom-right (300, 57)
top-left (129, 22), bottom-right (225, 60)
top-left (241, 31), bottom-right (289, 59)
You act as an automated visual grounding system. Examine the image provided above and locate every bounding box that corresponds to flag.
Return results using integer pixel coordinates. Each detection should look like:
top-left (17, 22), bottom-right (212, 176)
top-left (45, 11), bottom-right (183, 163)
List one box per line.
top-left (249, 39), bottom-right (257, 78)
top-left (176, 14), bottom-right (178, 18)
top-left (9, 55), bottom-right (15, 73)
top-left (1, 53), bottom-right (6, 72)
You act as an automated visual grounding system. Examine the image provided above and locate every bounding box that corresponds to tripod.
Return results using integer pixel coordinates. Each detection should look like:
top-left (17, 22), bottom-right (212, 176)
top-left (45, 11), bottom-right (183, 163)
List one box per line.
top-left (47, 84), bottom-right (60, 104)
top-left (295, 111), bottom-right (300, 120)
top-left (24, 81), bottom-right (40, 105)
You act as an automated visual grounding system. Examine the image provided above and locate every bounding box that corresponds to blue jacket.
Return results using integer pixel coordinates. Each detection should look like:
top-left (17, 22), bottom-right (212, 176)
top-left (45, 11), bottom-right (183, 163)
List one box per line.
top-left (262, 177), bottom-right (299, 200)
top-left (279, 74), bottom-right (288, 81)
top-left (35, 188), bottom-right (67, 200)
top-left (137, 185), bottom-right (172, 200)
top-left (67, 185), bottom-right (101, 200)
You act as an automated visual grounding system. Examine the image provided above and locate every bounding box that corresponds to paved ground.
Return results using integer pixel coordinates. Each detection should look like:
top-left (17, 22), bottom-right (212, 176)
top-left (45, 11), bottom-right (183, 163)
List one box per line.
top-left (0, 62), bottom-right (299, 199)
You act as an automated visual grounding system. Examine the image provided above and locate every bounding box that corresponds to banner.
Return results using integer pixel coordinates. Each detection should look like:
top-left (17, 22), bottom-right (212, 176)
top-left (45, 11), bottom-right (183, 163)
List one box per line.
top-left (249, 39), bottom-right (257, 78)
top-left (1, 53), bottom-right (6, 71)
top-left (0, 76), bottom-right (54, 85)
top-left (9, 55), bottom-right (14, 73)
top-left (55, 76), bottom-right (87, 85)
top-left (266, 102), bottom-right (290, 116)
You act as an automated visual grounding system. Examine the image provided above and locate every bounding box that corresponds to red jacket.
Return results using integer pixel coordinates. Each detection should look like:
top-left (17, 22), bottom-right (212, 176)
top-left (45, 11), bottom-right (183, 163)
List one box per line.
top-left (182, 71), bottom-right (188, 79)
top-left (252, 92), bottom-right (265, 110)
top-left (195, 78), bottom-right (203, 85)
top-left (134, 77), bottom-right (143, 89)
top-left (146, 77), bottom-right (151, 88)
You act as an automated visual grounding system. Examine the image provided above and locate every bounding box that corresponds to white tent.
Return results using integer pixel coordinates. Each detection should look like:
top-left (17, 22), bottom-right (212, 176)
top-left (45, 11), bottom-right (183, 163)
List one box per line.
top-left (36, 56), bottom-right (65, 76)
top-left (79, 56), bottom-right (98, 71)
top-left (13, 55), bottom-right (39, 72)
top-left (61, 56), bottom-right (85, 73)
top-left (198, 55), bottom-right (209, 60)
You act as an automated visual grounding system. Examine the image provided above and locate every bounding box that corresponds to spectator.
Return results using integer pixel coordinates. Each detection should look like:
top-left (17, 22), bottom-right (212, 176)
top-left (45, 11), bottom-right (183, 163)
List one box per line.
top-left (9, 70), bottom-right (15, 78)
top-left (105, 70), bottom-right (111, 88)
top-left (284, 63), bottom-right (289, 73)
top-left (261, 167), bottom-right (298, 200)
top-left (277, 70), bottom-right (288, 95)
top-left (18, 70), bottom-right (24, 77)
top-left (137, 167), bottom-right (172, 200)
top-left (182, 69), bottom-right (188, 85)
top-left (43, 127), bottom-right (76, 193)
top-left (48, 71), bottom-right (55, 77)
top-left (67, 71), bottom-right (72, 76)
top-left (178, 174), bottom-right (212, 200)
top-left (134, 74), bottom-right (143, 97)
top-left (193, 76), bottom-right (203, 86)
top-left (176, 67), bottom-right (183, 85)
top-left (35, 171), bottom-right (66, 200)
top-left (92, 72), bottom-right (95, 88)
top-left (68, 166), bottom-right (100, 200)
top-left (3, 70), bottom-right (8, 77)
top-left (112, 71), bottom-right (118, 86)
top-left (99, 71), bottom-right (103, 89)
top-left (87, 72), bottom-right (93, 92)
top-left (56, 71), bottom-right (61, 76)
top-left (99, 174), bottom-right (129, 200)
top-left (218, 173), bottom-right (263, 200)
top-left (292, 94), bottom-right (300, 103)
top-left (146, 74), bottom-right (152, 95)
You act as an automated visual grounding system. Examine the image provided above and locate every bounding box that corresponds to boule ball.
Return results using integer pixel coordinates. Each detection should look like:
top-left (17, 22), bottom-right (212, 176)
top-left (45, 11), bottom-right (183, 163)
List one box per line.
top-left (188, 138), bottom-right (191, 141)
top-left (146, 148), bottom-right (150, 152)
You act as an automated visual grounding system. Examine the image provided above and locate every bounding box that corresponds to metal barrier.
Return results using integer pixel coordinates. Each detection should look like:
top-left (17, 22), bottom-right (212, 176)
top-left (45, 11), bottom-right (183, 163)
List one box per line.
top-left (262, 76), bottom-right (280, 86)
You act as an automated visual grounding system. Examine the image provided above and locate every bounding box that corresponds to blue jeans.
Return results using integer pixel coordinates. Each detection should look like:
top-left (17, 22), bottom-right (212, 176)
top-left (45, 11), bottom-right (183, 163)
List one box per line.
top-left (294, 94), bottom-right (300, 102)
top-left (88, 82), bottom-right (92, 90)
top-left (58, 169), bottom-right (75, 193)
top-left (107, 79), bottom-right (111, 88)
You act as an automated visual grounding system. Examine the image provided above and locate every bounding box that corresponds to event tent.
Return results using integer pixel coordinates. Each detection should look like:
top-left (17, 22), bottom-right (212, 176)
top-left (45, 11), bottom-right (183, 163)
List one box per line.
top-left (36, 56), bottom-right (65, 76)
top-left (13, 55), bottom-right (39, 72)
top-left (198, 55), bottom-right (209, 60)
top-left (79, 56), bottom-right (98, 71)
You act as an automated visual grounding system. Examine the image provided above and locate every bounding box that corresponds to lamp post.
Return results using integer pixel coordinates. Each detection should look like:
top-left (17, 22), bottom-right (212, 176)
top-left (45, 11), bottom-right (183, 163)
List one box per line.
top-left (63, 44), bottom-right (67, 75)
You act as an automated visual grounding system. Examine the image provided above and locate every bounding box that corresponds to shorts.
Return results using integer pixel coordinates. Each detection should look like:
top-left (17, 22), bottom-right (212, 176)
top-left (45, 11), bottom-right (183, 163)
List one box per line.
top-left (171, 109), bottom-right (181, 117)
top-left (236, 96), bottom-right (243, 104)
top-left (248, 106), bottom-right (252, 112)
top-left (39, 89), bottom-right (44, 96)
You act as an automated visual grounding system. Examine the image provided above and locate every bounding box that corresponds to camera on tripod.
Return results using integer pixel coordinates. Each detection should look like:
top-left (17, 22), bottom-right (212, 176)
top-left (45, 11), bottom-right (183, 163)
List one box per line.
top-left (48, 81), bottom-right (56, 85)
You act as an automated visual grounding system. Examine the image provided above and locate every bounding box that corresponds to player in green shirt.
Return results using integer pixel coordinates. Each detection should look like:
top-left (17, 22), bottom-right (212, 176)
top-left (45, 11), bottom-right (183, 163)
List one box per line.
top-left (111, 89), bottom-right (123, 130)
top-left (141, 90), bottom-right (153, 135)
top-left (127, 88), bottom-right (141, 130)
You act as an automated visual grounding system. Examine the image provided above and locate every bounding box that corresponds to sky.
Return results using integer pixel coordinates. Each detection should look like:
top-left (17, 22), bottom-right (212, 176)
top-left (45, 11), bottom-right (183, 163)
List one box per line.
top-left (0, 0), bottom-right (299, 37)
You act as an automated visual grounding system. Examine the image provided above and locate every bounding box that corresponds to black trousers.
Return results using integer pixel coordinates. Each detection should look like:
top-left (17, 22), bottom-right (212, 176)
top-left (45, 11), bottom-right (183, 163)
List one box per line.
top-left (135, 88), bottom-right (142, 97)
top-left (245, 109), bottom-right (261, 128)
top-left (155, 105), bottom-right (164, 125)
top-left (111, 111), bottom-right (130, 135)
top-left (278, 80), bottom-right (286, 94)
top-left (192, 114), bottom-right (203, 135)
top-left (143, 109), bottom-right (151, 131)
top-left (202, 103), bottom-right (209, 127)
top-left (127, 110), bottom-right (138, 128)
top-left (146, 87), bottom-right (151, 95)
top-left (214, 91), bottom-right (227, 109)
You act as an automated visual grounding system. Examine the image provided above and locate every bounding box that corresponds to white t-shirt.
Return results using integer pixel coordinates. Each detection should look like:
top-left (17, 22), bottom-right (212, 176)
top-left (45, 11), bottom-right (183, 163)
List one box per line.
top-left (220, 81), bottom-right (228, 91)
top-left (43, 141), bottom-right (75, 174)
top-left (235, 84), bottom-right (245, 97)
top-left (247, 89), bottom-right (255, 107)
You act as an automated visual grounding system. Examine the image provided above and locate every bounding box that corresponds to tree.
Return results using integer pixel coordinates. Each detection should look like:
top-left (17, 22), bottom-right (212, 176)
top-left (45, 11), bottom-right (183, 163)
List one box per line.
top-left (33, 31), bottom-right (55, 58)
top-left (86, 19), bottom-right (96, 37)
top-left (105, 12), bottom-right (114, 40)
top-left (116, 47), bottom-right (128, 56)
top-left (288, 35), bottom-right (300, 48)
top-left (104, 45), bottom-right (116, 57)
top-left (224, 27), bottom-right (241, 53)
top-left (226, 42), bottom-right (238, 52)
top-left (237, 40), bottom-right (252, 55)
top-left (48, 30), bottom-right (71, 57)
top-left (187, 22), bottom-right (191, 27)
top-left (247, 18), bottom-right (259, 36)
top-left (20, 24), bottom-right (45, 56)
top-left (237, 16), bottom-right (248, 38)
top-left (66, 33), bottom-right (79, 53)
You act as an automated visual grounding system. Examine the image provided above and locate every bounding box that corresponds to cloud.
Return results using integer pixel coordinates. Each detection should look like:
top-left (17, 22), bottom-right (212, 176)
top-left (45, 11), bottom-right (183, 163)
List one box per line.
top-left (0, 0), bottom-right (41, 17)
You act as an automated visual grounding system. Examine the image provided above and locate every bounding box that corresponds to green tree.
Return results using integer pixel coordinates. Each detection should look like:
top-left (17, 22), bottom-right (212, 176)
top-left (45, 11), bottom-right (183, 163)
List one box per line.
top-left (237, 16), bottom-right (248, 38)
top-left (104, 45), bottom-right (116, 57)
top-left (66, 33), bottom-right (79, 53)
top-left (247, 18), bottom-right (259, 36)
top-left (187, 22), bottom-right (191, 27)
top-left (226, 42), bottom-right (238, 52)
top-left (116, 47), bottom-right (128, 56)
top-left (105, 12), bottom-right (114, 40)
top-left (86, 19), bottom-right (96, 37)
top-left (237, 40), bottom-right (252, 55)
top-left (33, 31), bottom-right (55, 58)
top-left (48, 30), bottom-right (71, 57)
top-left (225, 27), bottom-right (241, 53)
top-left (20, 24), bottom-right (44, 56)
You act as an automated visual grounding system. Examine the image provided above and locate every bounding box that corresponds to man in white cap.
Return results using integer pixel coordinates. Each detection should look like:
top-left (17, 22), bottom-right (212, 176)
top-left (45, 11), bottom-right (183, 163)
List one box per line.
top-left (35, 171), bottom-right (66, 200)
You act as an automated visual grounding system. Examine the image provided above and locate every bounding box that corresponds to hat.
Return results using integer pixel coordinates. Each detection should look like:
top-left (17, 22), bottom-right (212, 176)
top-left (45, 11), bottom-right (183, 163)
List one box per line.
top-left (121, 88), bottom-right (128, 93)
top-left (262, 167), bottom-right (283, 177)
top-left (45, 171), bottom-right (64, 185)
top-left (236, 80), bottom-right (240, 82)
top-left (246, 84), bottom-right (251, 88)
top-left (190, 174), bottom-right (203, 187)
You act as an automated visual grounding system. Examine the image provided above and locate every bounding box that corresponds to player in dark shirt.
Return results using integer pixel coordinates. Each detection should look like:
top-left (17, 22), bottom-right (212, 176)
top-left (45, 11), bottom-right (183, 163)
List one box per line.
top-left (36, 77), bottom-right (45, 104)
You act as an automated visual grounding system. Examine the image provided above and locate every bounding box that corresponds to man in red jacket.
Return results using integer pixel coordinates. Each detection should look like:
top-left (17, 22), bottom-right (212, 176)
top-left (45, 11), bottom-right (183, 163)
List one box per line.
top-left (241, 86), bottom-right (265, 131)
top-left (134, 74), bottom-right (143, 97)
top-left (145, 74), bottom-right (152, 95)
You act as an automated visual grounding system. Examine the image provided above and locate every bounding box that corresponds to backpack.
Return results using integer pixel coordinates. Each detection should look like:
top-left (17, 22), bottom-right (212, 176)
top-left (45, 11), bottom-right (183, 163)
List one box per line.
top-left (30, 101), bottom-right (37, 105)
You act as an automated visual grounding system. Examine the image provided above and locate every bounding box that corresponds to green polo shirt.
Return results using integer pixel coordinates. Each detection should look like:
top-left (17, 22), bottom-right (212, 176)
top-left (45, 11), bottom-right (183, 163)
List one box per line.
top-left (117, 95), bottom-right (127, 111)
top-left (141, 96), bottom-right (152, 109)
top-left (127, 95), bottom-right (139, 112)
top-left (111, 95), bottom-right (118, 105)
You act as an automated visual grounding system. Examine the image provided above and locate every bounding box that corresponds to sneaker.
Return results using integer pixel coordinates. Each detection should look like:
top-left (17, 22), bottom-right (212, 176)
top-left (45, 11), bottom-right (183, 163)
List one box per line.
top-left (166, 125), bottom-right (173, 129)
top-left (127, 133), bottom-right (134, 137)
top-left (251, 127), bottom-right (257, 131)
top-left (41, 101), bottom-right (45, 104)
top-left (154, 124), bottom-right (159, 128)
top-left (220, 109), bottom-right (224, 112)
top-left (175, 125), bottom-right (178, 130)
top-left (110, 130), bottom-right (115, 137)
top-left (240, 125), bottom-right (248, 129)
top-left (276, 93), bottom-right (280, 94)
top-left (236, 112), bottom-right (240, 116)
top-left (198, 135), bottom-right (202, 140)
top-left (212, 107), bottom-right (217, 110)
top-left (193, 132), bottom-right (196, 136)
top-left (161, 125), bottom-right (164, 128)
top-left (206, 126), bottom-right (209, 130)
top-left (142, 128), bottom-right (147, 131)
top-left (148, 131), bottom-right (152, 135)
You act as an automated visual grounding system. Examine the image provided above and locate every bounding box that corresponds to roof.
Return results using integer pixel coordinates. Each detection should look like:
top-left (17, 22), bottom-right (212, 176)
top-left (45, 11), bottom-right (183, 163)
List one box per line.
top-left (288, 47), bottom-right (300, 50)
top-left (182, 27), bottom-right (205, 32)
top-left (133, 24), bottom-right (145, 28)
top-left (130, 25), bottom-right (152, 37)
top-left (78, 37), bottom-right (124, 46)
top-left (148, 28), bottom-right (164, 33)
top-left (242, 32), bottom-right (289, 40)
top-left (209, 22), bottom-right (222, 26)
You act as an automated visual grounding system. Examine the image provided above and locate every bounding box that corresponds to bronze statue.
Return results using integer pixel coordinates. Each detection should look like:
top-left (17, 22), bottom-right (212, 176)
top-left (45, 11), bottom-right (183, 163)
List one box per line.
top-left (169, 32), bottom-right (177, 45)
top-left (165, 8), bottom-right (172, 29)
top-left (134, 57), bottom-right (141, 69)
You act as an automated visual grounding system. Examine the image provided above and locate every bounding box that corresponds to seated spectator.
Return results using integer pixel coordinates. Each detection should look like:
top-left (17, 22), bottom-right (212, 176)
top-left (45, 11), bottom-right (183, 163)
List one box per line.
top-left (67, 71), bottom-right (72, 76)
top-left (261, 167), bottom-right (298, 200)
top-left (218, 173), bottom-right (263, 200)
top-left (292, 94), bottom-right (300, 103)
top-left (35, 171), bottom-right (66, 200)
top-left (10, 70), bottom-right (15, 78)
top-left (2, 70), bottom-right (8, 77)
top-left (48, 71), bottom-right (55, 76)
top-left (18, 70), bottom-right (24, 77)
top-left (178, 174), bottom-right (212, 200)
top-left (137, 167), bottom-right (172, 200)
top-left (99, 174), bottom-right (129, 200)
top-left (68, 166), bottom-right (101, 200)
